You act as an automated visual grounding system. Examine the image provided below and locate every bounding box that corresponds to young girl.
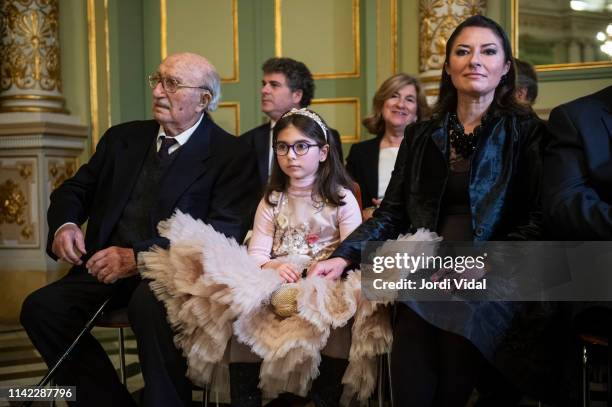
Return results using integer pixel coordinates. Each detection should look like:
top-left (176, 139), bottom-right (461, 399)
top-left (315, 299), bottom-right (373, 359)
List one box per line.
top-left (141, 108), bottom-right (391, 406)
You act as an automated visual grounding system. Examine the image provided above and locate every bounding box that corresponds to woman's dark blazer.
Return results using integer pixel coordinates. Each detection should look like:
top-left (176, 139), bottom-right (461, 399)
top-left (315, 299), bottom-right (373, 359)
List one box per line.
top-left (333, 112), bottom-right (545, 264)
top-left (346, 136), bottom-right (381, 208)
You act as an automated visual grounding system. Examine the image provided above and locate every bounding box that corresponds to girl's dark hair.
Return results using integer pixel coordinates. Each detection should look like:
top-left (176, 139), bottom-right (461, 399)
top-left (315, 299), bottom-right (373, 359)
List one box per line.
top-left (265, 111), bottom-right (355, 207)
top-left (362, 73), bottom-right (431, 135)
top-left (433, 15), bottom-right (529, 117)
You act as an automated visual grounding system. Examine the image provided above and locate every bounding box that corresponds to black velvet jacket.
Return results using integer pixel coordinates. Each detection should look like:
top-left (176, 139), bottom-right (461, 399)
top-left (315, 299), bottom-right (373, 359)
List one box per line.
top-left (332, 112), bottom-right (545, 264)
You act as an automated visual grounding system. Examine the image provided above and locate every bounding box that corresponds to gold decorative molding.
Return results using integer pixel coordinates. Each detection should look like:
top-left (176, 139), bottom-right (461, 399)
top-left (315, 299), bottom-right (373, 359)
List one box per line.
top-left (511, 0), bottom-right (518, 58)
top-left (376, 0), bottom-right (398, 83)
top-left (216, 102), bottom-right (241, 136)
top-left (274, 0), bottom-right (282, 58)
top-left (49, 160), bottom-right (75, 191)
top-left (19, 163), bottom-right (32, 180)
top-left (0, 105), bottom-right (66, 113)
top-left (104, 0), bottom-right (111, 126)
top-left (87, 0), bottom-right (100, 147)
top-left (0, 0), bottom-right (62, 92)
top-left (0, 94), bottom-right (65, 102)
top-left (0, 0), bottom-right (66, 113)
top-left (511, 0), bottom-right (612, 72)
top-left (419, 74), bottom-right (442, 84)
top-left (160, 0), bottom-right (167, 59)
top-left (425, 87), bottom-right (440, 97)
top-left (419, 0), bottom-right (486, 73)
top-left (275, 0), bottom-right (361, 79)
top-left (391, 0), bottom-right (398, 74)
top-left (160, 0), bottom-right (239, 83)
top-left (228, 0), bottom-right (239, 83)
top-left (311, 97), bottom-right (361, 143)
top-left (86, 0), bottom-right (111, 147)
top-left (0, 158), bottom-right (37, 247)
top-left (0, 180), bottom-right (27, 226)
top-left (21, 225), bottom-right (33, 240)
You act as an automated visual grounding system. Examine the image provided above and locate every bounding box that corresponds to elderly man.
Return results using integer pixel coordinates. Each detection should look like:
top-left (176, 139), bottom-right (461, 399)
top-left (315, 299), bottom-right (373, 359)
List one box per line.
top-left (20, 53), bottom-right (257, 406)
top-left (241, 57), bottom-right (343, 193)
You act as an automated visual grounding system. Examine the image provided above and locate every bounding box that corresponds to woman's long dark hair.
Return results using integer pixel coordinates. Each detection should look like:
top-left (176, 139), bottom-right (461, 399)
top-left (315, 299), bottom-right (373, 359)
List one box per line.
top-left (433, 15), bottom-right (528, 117)
top-left (265, 111), bottom-right (355, 207)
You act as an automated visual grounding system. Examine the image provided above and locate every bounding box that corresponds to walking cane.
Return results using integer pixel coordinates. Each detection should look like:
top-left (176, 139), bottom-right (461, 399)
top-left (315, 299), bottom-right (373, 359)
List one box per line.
top-left (22, 297), bottom-right (112, 407)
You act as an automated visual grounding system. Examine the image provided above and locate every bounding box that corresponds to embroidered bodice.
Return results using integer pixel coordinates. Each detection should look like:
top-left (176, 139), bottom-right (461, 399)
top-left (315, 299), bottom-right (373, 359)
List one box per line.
top-left (248, 185), bottom-right (362, 268)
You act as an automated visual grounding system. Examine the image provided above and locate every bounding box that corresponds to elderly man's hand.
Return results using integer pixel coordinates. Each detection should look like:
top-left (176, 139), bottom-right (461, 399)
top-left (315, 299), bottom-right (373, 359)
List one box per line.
top-left (52, 224), bottom-right (86, 265)
top-left (86, 247), bottom-right (137, 284)
top-left (307, 257), bottom-right (350, 280)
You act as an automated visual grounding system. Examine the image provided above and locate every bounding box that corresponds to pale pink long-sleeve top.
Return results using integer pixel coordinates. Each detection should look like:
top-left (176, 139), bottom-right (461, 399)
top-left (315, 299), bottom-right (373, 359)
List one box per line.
top-left (248, 185), bottom-right (362, 268)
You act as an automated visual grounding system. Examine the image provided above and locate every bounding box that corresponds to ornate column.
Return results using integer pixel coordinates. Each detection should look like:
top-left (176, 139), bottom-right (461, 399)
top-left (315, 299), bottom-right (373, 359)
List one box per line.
top-left (0, 0), bottom-right (87, 322)
top-left (418, 0), bottom-right (487, 102)
top-left (0, 0), bottom-right (66, 112)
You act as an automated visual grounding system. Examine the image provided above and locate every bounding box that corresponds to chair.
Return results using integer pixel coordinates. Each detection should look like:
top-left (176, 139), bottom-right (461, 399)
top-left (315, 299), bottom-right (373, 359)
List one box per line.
top-left (574, 306), bottom-right (612, 407)
top-left (95, 307), bottom-right (216, 406)
top-left (375, 352), bottom-right (394, 407)
top-left (95, 307), bottom-right (130, 384)
top-left (579, 333), bottom-right (610, 407)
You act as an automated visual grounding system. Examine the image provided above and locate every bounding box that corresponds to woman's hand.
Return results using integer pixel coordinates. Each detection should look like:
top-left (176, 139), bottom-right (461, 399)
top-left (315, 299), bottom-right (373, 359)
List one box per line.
top-left (307, 257), bottom-right (350, 280)
top-left (274, 263), bottom-right (301, 283)
top-left (362, 198), bottom-right (382, 221)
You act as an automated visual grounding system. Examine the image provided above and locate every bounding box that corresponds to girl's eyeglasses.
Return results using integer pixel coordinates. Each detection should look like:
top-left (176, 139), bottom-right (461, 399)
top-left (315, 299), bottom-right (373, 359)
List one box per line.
top-left (273, 141), bottom-right (321, 156)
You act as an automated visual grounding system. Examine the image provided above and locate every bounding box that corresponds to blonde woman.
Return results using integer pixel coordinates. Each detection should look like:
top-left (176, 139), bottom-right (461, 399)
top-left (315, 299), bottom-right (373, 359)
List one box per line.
top-left (346, 74), bottom-right (430, 219)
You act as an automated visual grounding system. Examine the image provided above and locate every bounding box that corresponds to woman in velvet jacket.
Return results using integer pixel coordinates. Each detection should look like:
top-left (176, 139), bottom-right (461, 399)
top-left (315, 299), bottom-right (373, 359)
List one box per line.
top-left (310, 15), bottom-right (544, 406)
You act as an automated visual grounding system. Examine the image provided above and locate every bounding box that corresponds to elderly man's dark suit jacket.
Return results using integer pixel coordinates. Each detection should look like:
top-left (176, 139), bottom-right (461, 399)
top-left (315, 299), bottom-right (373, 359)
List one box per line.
top-left (47, 114), bottom-right (256, 263)
top-left (240, 122), bottom-right (344, 192)
top-left (543, 85), bottom-right (612, 239)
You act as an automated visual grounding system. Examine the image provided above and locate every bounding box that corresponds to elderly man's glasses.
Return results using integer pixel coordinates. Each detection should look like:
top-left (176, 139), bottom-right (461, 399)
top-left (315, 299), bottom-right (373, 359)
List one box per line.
top-left (148, 73), bottom-right (211, 94)
top-left (273, 141), bottom-right (321, 156)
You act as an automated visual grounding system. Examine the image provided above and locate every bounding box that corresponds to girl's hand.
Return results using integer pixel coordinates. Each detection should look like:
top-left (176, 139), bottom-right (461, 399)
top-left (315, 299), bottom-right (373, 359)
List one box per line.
top-left (362, 207), bottom-right (375, 221)
top-left (276, 263), bottom-right (301, 283)
top-left (308, 257), bottom-right (350, 280)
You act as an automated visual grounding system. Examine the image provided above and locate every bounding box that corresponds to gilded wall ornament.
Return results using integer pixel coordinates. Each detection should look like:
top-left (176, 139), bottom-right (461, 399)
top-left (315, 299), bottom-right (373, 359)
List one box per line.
top-left (0, 0), bottom-right (61, 91)
top-left (419, 0), bottom-right (486, 72)
top-left (21, 225), bottom-right (33, 239)
top-left (0, 179), bottom-right (27, 226)
top-left (49, 160), bottom-right (75, 191)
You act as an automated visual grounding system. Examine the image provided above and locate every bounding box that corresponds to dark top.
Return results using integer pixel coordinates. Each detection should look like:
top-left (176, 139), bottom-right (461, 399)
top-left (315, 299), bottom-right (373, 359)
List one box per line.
top-left (346, 136), bottom-right (381, 208)
top-left (437, 153), bottom-right (472, 241)
top-left (108, 140), bottom-right (178, 247)
top-left (543, 85), bottom-right (612, 239)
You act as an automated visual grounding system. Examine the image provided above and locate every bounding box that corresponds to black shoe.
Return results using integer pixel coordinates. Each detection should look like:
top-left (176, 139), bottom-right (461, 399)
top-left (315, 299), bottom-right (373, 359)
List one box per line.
top-left (309, 356), bottom-right (349, 407)
top-left (230, 362), bottom-right (262, 407)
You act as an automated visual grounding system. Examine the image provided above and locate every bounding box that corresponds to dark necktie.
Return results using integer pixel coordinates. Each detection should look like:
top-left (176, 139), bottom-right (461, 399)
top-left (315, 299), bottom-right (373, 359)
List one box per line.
top-left (158, 136), bottom-right (177, 160)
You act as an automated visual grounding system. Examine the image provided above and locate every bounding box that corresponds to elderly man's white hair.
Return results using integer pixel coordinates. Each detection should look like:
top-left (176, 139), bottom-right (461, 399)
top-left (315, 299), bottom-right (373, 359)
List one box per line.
top-left (163, 53), bottom-right (221, 111)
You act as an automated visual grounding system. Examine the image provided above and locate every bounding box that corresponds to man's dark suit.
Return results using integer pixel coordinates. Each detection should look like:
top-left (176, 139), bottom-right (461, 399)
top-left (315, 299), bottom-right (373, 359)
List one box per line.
top-left (543, 85), bottom-right (612, 239)
top-left (241, 122), bottom-right (344, 191)
top-left (21, 115), bottom-right (257, 406)
top-left (542, 86), bottom-right (612, 407)
top-left (345, 136), bottom-right (381, 208)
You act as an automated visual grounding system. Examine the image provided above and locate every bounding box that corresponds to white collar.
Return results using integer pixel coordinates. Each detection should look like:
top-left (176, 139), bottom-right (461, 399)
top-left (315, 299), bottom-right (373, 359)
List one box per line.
top-left (157, 113), bottom-right (204, 148)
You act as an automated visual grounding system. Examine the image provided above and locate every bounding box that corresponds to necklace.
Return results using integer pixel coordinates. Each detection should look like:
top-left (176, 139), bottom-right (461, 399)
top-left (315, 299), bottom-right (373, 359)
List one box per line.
top-left (448, 112), bottom-right (486, 159)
